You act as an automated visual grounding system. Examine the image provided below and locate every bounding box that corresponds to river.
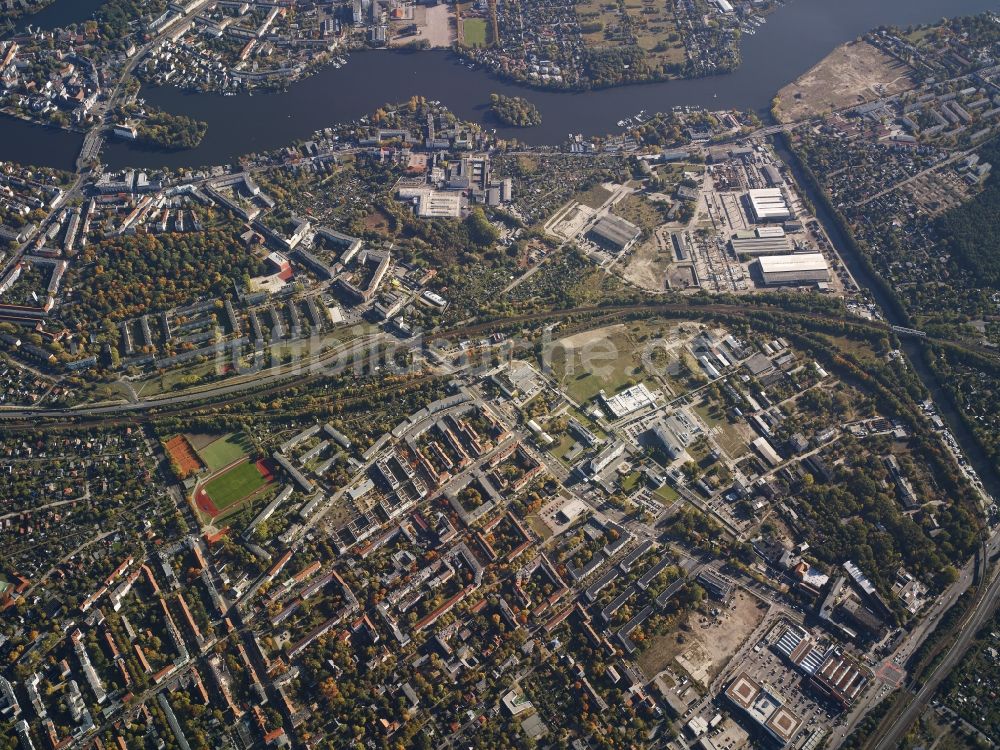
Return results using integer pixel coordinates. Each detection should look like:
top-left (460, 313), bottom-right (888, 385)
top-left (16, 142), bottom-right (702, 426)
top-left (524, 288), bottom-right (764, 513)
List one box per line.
top-left (1, 0), bottom-right (998, 170)
top-left (7, 0), bottom-right (106, 34)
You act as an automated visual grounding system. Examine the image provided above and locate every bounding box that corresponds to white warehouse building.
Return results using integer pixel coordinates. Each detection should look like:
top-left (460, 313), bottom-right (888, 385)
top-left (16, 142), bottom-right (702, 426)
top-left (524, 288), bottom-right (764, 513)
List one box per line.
top-left (747, 188), bottom-right (792, 223)
top-left (755, 253), bottom-right (830, 286)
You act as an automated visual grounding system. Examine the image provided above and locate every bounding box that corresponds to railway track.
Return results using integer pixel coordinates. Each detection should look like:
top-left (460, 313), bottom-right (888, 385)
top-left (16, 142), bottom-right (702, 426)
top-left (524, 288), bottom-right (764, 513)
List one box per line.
top-left (0, 300), bottom-right (993, 428)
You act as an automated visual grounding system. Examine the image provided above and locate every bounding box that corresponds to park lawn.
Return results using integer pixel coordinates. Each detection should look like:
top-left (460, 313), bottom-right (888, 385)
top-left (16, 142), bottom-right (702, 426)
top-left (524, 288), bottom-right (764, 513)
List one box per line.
top-left (654, 484), bottom-right (679, 503)
top-left (621, 471), bottom-right (643, 493)
top-left (196, 432), bottom-right (251, 471)
top-left (202, 461), bottom-right (269, 510)
top-left (463, 18), bottom-right (488, 47)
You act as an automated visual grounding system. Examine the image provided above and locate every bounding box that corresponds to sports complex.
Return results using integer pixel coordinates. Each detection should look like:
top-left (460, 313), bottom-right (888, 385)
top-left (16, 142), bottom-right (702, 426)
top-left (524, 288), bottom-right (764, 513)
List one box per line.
top-left (165, 432), bottom-right (276, 521)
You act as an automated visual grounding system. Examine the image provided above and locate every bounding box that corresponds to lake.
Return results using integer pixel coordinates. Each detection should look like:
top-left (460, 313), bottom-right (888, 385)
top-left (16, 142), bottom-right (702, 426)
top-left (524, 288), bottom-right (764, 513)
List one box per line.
top-left (1, 0), bottom-right (998, 170)
top-left (7, 0), bottom-right (106, 34)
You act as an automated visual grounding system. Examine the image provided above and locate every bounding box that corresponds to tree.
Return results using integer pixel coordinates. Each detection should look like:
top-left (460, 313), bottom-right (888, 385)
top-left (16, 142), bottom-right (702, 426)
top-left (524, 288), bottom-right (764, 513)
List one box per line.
top-left (464, 208), bottom-right (499, 247)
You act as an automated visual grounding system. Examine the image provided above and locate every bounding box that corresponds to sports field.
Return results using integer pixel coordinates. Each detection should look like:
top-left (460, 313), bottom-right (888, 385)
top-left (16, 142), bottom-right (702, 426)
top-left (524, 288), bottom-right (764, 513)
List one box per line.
top-left (164, 435), bottom-right (204, 477)
top-left (196, 432), bottom-right (252, 471)
top-left (200, 460), bottom-right (271, 512)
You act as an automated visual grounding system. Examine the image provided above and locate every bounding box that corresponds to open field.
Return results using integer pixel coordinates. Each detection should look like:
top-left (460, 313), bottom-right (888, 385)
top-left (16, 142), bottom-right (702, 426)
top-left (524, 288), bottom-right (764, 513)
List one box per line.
top-left (574, 0), bottom-right (684, 71)
top-left (196, 432), bottom-right (252, 471)
top-left (197, 459), bottom-right (273, 516)
top-left (623, 0), bottom-right (685, 70)
top-left (638, 591), bottom-right (766, 680)
top-left (549, 324), bottom-right (645, 404)
top-left (164, 435), bottom-right (204, 477)
top-left (775, 40), bottom-right (915, 123)
top-left (462, 17), bottom-right (488, 47)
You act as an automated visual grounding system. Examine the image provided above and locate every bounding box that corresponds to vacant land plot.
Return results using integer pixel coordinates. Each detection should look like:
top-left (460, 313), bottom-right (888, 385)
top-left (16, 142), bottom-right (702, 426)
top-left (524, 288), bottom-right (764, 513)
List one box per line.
top-left (200, 460), bottom-right (272, 513)
top-left (624, 228), bottom-right (677, 292)
top-left (575, 183), bottom-right (614, 210)
top-left (694, 398), bottom-right (725, 428)
top-left (196, 432), bottom-right (252, 471)
top-left (775, 41), bottom-right (915, 123)
top-left (716, 422), bottom-right (750, 459)
top-left (613, 193), bottom-right (666, 234)
top-left (392, 3), bottom-right (454, 48)
top-left (638, 591), bottom-right (766, 680)
top-left (362, 207), bottom-right (395, 235)
top-left (462, 17), bottom-right (489, 47)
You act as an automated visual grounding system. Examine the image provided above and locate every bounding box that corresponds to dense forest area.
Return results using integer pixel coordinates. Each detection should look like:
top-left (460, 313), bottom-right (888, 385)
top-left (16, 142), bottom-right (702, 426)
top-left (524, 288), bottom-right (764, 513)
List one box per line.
top-left (136, 109), bottom-right (209, 150)
top-left (938, 140), bottom-right (1000, 286)
top-left (489, 93), bottom-right (542, 128)
top-left (64, 224), bottom-right (259, 327)
top-left (583, 46), bottom-right (651, 88)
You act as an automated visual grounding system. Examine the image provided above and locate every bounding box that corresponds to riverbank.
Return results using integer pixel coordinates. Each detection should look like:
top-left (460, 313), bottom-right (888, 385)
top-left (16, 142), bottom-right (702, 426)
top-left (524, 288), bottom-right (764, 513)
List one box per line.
top-left (774, 39), bottom-right (916, 123)
top-left (0, 0), bottom-right (997, 171)
top-left (0, 106), bottom-right (85, 134)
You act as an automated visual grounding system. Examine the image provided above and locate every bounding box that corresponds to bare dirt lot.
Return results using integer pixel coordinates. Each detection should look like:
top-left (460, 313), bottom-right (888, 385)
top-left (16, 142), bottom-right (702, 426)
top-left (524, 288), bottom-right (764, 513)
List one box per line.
top-left (390, 4), bottom-right (455, 48)
top-left (623, 224), bottom-right (698, 292)
top-left (623, 234), bottom-right (672, 291)
top-left (638, 591), bottom-right (767, 681)
top-left (775, 41), bottom-right (915, 123)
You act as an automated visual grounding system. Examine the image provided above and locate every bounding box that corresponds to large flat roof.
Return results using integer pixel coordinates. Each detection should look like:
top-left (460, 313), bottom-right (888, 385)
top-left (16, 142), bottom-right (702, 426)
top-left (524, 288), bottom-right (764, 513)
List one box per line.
top-left (757, 253), bottom-right (829, 273)
top-left (766, 705), bottom-right (801, 741)
top-left (725, 672), bottom-right (802, 743)
top-left (730, 236), bottom-right (792, 256)
top-left (589, 214), bottom-right (641, 248)
top-left (747, 188), bottom-right (791, 220)
top-left (725, 673), bottom-right (761, 709)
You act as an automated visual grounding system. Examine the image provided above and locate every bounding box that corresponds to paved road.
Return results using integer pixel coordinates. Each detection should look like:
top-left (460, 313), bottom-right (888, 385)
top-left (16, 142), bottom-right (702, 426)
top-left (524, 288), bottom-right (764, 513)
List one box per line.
top-left (868, 534), bottom-right (1000, 750)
